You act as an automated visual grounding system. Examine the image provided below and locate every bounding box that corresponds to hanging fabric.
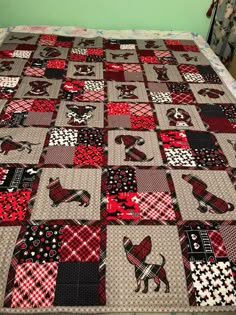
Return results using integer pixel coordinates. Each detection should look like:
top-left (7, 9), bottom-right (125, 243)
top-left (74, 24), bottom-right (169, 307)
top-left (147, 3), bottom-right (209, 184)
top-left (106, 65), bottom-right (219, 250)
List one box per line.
top-left (209, 0), bottom-right (236, 67)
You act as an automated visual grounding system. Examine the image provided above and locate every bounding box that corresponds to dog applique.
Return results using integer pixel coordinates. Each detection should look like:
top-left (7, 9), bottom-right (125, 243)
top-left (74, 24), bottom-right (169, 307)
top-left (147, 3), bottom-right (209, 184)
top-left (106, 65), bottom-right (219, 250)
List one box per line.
top-left (115, 135), bottom-right (154, 162)
top-left (25, 80), bottom-right (52, 97)
top-left (145, 40), bottom-right (161, 49)
top-left (73, 64), bottom-right (95, 77)
top-left (182, 174), bottom-right (234, 213)
top-left (115, 84), bottom-right (138, 99)
top-left (153, 65), bottom-right (169, 81)
top-left (198, 88), bottom-right (224, 99)
top-left (166, 107), bottom-right (193, 127)
top-left (39, 47), bottom-right (61, 58)
top-left (47, 177), bottom-right (90, 207)
top-left (227, 139), bottom-right (236, 158)
top-left (0, 61), bottom-right (14, 72)
top-left (110, 52), bottom-right (134, 60)
top-left (0, 135), bottom-right (40, 155)
top-left (66, 104), bottom-right (96, 126)
top-left (123, 236), bottom-right (170, 293)
top-left (77, 38), bottom-right (95, 47)
top-left (181, 53), bottom-right (198, 62)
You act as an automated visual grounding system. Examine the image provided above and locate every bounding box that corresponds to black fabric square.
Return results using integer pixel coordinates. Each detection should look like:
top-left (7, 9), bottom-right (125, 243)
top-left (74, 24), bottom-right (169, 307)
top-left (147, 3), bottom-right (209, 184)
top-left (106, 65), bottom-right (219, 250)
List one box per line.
top-left (31, 59), bottom-right (47, 68)
top-left (45, 68), bottom-right (64, 79)
top-left (196, 65), bottom-right (216, 75)
top-left (77, 128), bottom-right (104, 146)
top-left (77, 284), bottom-right (99, 306)
top-left (56, 262), bottom-right (80, 285)
top-left (106, 167), bottom-right (137, 195)
top-left (80, 262), bottom-right (99, 284)
top-left (54, 284), bottom-right (77, 306)
top-left (57, 35), bottom-right (74, 42)
top-left (192, 148), bottom-right (227, 168)
top-left (199, 105), bottom-right (225, 117)
top-left (186, 131), bottom-right (217, 149)
top-left (166, 82), bottom-right (190, 93)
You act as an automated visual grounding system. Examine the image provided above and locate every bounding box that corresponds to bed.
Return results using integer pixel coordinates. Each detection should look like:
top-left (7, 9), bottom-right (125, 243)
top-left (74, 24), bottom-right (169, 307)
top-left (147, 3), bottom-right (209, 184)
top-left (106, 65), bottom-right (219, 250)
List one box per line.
top-left (0, 26), bottom-right (235, 314)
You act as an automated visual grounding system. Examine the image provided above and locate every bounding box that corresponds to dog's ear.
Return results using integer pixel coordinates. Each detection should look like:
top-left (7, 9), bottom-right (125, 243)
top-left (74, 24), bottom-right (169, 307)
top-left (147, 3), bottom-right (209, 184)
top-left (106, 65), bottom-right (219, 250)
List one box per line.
top-left (115, 135), bottom-right (123, 144)
top-left (123, 236), bottom-right (133, 253)
top-left (49, 177), bottom-right (53, 183)
top-left (139, 236), bottom-right (152, 257)
top-left (135, 136), bottom-right (145, 146)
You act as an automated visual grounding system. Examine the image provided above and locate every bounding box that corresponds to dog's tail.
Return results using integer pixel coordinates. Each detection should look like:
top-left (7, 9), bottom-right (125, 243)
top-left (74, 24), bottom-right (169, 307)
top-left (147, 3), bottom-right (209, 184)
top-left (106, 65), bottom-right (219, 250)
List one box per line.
top-left (159, 254), bottom-right (166, 268)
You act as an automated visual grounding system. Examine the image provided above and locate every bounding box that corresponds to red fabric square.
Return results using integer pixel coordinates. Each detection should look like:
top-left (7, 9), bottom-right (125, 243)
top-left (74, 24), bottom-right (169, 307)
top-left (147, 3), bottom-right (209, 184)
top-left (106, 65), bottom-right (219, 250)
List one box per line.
top-left (178, 64), bottom-right (199, 73)
top-left (165, 40), bottom-right (182, 45)
top-left (30, 100), bottom-right (56, 112)
top-left (171, 92), bottom-right (195, 104)
top-left (24, 67), bottom-right (45, 77)
top-left (201, 117), bottom-right (234, 132)
top-left (139, 192), bottom-right (176, 220)
top-left (208, 230), bottom-right (227, 257)
top-left (60, 225), bottom-right (101, 262)
top-left (183, 45), bottom-right (200, 52)
top-left (140, 56), bottom-right (159, 63)
top-left (82, 90), bottom-right (104, 101)
top-left (106, 192), bottom-right (140, 220)
top-left (47, 59), bottom-right (66, 69)
top-left (69, 54), bottom-right (87, 61)
top-left (160, 130), bottom-right (190, 149)
top-left (104, 72), bottom-right (125, 81)
top-left (0, 50), bottom-right (14, 58)
top-left (39, 34), bottom-right (57, 46)
top-left (87, 48), bottom-right (103, 56)
top-left (130, 115), bottom-right (155, 129)
top-left (73, 144), bottom-right (104, 166)
top-left (107, 102), bottom-right (130, 115)
top-left (11, 263), bottom-right (58, 308)
top-left (0, 190), bottom-right (31, 222)
top-left (55, 41), bottom-right (72, 48)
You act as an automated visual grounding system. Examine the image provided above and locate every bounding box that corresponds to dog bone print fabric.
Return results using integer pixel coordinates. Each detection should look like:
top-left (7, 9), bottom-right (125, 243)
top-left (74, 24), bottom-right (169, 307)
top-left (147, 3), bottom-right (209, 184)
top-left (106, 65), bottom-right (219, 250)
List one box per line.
top-left (0, 28), bottom-right (236, 314)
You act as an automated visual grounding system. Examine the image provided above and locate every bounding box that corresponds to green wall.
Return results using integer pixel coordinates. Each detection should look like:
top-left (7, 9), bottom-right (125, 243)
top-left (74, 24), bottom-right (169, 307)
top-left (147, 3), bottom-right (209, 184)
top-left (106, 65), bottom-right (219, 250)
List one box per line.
top-left (0, 0), bottom-right (212, 38)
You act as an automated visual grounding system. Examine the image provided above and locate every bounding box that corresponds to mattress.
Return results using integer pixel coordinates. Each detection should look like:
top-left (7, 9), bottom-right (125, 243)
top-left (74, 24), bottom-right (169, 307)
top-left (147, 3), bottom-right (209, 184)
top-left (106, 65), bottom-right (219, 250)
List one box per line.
top-left (0, 26), bottom-right (235, 314)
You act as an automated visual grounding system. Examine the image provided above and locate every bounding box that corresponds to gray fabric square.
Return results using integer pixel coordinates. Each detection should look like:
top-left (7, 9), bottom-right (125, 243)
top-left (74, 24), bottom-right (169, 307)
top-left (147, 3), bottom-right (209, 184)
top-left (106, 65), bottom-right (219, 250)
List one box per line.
top-left (67, 62), bottom-right (103, 79)
top-left (108, 115), bottom-right (131, 128)
top-left (33, 46), bottom-right (69, 59)
top-left (190, 83), bottom-right (236, 104)
top-left (55, 101), bottom-right (104, 128)
top-left (137, 39), bottom-right (167, 50)
top-left (3, 32), bottom-right (39, 44)
top-left (24, 112), bottom-right (53, 126)
top-left (15, 77), bottom-right (62, 99)
top-left (106, 50), bottom-right (139, 63)
top-left (215, 133), bottom-right (236, 167)
top-left (136, 169), bottom-right (170, 192)
top-left (0, 59), bottom-right (27, 76)
top-left (148, 82), bottom-right (169, 92)
top-left (144, 64), bottom-right (182, 82)
top-left (44, 146), bottom-right (75, 164)
top-left (108, 81), bottom-right (149, 102)
top-left (124, 72), bottom-right (144, 81)
top-left (173, 51), bottom-right (209, 65)
top-left (73, 36), bottom-right (103, 48)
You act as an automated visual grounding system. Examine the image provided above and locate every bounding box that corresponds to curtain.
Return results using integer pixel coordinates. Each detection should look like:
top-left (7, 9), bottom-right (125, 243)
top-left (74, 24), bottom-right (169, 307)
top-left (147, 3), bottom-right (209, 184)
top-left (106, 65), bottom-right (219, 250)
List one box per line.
top-left (210, 0), bottom-right (236, 67)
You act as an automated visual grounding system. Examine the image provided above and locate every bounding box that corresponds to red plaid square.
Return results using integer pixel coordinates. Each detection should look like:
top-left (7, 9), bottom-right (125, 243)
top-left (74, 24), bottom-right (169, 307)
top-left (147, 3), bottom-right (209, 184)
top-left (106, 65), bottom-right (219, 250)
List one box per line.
top-left (140, 56), bottom-right (159, 64)
top-left (129, 103), bottom-right (153, 116)
top-left (24, 67), bottom-right (45, 77)
top-left (60, 225), bottom-right (101, 262)
top-left (107, 102), bottom-right (130, 115)
top-left (171, 92), bottom-right (195, 104)
top-left (55, 41), bottom-right (72, 48)
top-left (5, 99), bottom-right (34, 113)
top-left (165, 40), bottom-right (181, 45)
top-left (47, 59), bottom-right (66, 69)
top-left (11, 263), bottom-right (58, 308)
top-left (154, 50), bottom-right (172, 57)
top-left (39, 34), bottom-right (57, 46)
top-left (139, 192), bottom-right (176, 220)
top-left (208, 230), bottom-right (227, 257)
top-left (82, 90), bottom-right (104, 101)
top-left (123, 64), bottom-right (142, 72)
top-left (178, 64), bottom-right (199, 73)
top-left (30, 99), bottom-right (57, 112)
top-left (130, 115), bottom-right (155, 129)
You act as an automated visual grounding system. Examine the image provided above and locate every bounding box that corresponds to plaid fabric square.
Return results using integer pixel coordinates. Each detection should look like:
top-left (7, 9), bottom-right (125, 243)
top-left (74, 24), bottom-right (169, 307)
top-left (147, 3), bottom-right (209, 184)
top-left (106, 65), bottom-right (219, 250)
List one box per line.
top-left (154, 50), bottom-right (172, 57)
top-left (183, 73), bottom-right (205, 83)
top-left (5, 99), bottom-right (34, 113)
top-left (179, 64), bottom-right (199, 73)
top-left (82, 90), bottom-right (104, 101)
top-left (30, 99), bottom-right (56, 112)
top-left (171, 92), bottom-right (195, 104)
top-left (87, 48), bottom-right (103, 56)
top-left (39, 34), bottom-right (57, 46)
top-left (122, 64), bottom-right (142, 72)
top-left (49, 128), bottom-right (78, 146)
top-left (70, 54), bottom-right (87, 62)
top-left (130, 115), bottom-right (155, 129)
top-left (18, 225), bottom-right (63, 264)
top-left (11, 263), bottom-right (58, 308)
top-left (150, 92), bottom-right (172, 103)
top-left (219, 226), bottom-right (236, 263)
top-left (208, 230), bottom-right (227, 258)
top-left (164, 148), bottom-right (197, 167)
top-left (106, 192), bottom-right (140, 220)
top-left (140, 56), bottom-right (158, 63)
top-left (0, 190), bottom-right (31, 222)
top-left (60, 225), bottom-right (101, 262)
top-left (129, 103), bottom-right (153, 116)
top-left (190, 261), bottom-right (236, 306)
top-left (107, 102), bottom-right (130, 115)
top-left (73, 145), bottom-right (104, 166)
top-left (139, 192), bottom-right (175, 220)
top-left (24, 67), bottom-right (45, 77)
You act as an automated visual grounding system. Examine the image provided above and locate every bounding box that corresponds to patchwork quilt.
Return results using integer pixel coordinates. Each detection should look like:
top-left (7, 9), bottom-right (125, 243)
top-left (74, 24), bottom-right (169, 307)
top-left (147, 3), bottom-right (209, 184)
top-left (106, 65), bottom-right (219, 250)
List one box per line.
top-left (0, 32), bottom-right (236, 313)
